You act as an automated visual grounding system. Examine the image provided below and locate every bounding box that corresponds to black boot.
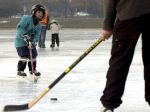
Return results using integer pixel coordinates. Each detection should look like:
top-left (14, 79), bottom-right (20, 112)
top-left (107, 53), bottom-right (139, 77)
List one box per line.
top-left (29, 70), bottom-right (41, 76)
top-left (28, 61), bottom-right (41, 76)
top-left (17, 61), bottom-right (27, 77)
top-left (17, 71), bottom-right (27, 77)
top-left (50, 44), bottom-right (55, 48)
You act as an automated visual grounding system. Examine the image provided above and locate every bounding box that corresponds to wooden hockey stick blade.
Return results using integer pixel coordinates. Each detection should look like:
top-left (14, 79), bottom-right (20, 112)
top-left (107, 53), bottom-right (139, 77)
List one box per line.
top-left (3, 104), bottom-right (28, 111)
top-left (3, 87), bottom-right (49, 111)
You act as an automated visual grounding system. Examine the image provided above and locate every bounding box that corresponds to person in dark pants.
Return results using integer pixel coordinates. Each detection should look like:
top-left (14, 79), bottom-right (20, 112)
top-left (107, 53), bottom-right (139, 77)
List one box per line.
top-left (100, 0), bottom-right (150, 112)
top-left (50, 20), bottom-right (60, 48)
top-left (15, 4), bottom-right (45, 77)
top-left (38, 9), bottom-right (49, 48)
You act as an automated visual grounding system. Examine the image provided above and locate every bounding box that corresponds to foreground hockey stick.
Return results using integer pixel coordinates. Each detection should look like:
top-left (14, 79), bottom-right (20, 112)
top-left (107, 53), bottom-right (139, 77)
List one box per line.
top-left (3, 36), bottom-right (104, 111)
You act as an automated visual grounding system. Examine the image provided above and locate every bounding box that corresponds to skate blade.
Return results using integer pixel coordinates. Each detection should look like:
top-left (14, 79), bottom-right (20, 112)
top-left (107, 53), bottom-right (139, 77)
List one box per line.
top-left (29, 75), bottom-right (40, 83)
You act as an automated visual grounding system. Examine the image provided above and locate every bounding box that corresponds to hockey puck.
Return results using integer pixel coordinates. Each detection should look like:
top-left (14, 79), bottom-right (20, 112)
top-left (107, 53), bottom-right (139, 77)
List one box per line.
top-left (50, 98), bottom-right (58, 101)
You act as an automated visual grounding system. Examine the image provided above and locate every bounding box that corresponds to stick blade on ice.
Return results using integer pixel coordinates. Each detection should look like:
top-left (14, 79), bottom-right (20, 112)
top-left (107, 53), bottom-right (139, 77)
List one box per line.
top-left (3, 104), bottom-right (28, 111)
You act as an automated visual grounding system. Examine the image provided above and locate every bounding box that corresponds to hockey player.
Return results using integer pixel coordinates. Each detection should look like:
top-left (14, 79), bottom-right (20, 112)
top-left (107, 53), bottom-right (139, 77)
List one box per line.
top-left (15, 4), bottom-right (45, 77)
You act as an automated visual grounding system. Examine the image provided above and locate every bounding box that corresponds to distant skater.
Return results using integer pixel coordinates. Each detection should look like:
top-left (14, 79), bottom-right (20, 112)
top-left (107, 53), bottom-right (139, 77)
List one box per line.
top-left (50, 20), bottom-right (60, 48)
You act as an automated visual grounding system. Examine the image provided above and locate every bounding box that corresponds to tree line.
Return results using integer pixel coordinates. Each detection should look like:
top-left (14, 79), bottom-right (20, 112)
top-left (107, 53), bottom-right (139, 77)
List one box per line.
top-left (0, 0), bottom-right (104, 18)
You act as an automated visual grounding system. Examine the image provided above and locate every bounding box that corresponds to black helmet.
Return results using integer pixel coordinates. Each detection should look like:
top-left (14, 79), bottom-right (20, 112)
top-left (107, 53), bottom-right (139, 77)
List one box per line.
top-left (31, 4), bottom-right (45, 18)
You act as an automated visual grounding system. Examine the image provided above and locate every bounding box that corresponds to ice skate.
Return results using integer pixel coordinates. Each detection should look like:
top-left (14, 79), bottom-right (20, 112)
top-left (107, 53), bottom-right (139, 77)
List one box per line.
top-left (100, 106), bottom-right (114, 112)
top-left (29, 71), bottom-right (41, 82)
top-left (50, 44), bottom-right (55, 48)
top-left (30, 71), bottom-right (41, 77)
top-left (17, 71), bottom-right (27, 78)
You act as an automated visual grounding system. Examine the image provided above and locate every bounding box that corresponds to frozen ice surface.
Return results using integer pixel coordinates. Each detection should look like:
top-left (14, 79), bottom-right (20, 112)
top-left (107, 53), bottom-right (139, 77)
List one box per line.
top-left (0, 29), bottom-right (150, 112)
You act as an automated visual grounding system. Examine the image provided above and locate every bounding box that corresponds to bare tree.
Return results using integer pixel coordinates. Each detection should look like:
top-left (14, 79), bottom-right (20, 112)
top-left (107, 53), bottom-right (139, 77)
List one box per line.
top-left (0, 0), bottom-right (104, 18)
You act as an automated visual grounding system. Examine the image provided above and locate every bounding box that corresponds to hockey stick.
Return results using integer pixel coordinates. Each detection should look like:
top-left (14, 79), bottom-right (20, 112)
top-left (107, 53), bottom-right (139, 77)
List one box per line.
top-left (28, 42), bottom-right (38, 82)
top-left (3, 36), bottom-right (104, 111)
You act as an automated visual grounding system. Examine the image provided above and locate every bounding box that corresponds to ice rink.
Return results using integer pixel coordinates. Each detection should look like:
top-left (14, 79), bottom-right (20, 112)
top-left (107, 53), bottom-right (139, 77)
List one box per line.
top-left (0, 29), bottom-right (150, 112)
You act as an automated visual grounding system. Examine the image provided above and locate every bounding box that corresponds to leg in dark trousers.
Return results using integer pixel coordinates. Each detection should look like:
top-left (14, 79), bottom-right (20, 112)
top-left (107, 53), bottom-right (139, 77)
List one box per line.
top-left (28, 61), bottom-right (36, 73)
top-left (55, 34), bottom-right (59, 47)
top-left (38, 37), bottom-right (42, 48)
top-left (27, 47), bottom-right (40, 76)
top-left (17, 60), bottom-right (27, 71)
top-left (51, 34), bottom-right (56, 48)
top-left (40, 25), bottom-right (47, 48)
top-left (17, 57), bottom-right (28, 76)
top-left (139, 13), bottom-right (150, 104)
top-left (28, 61), bottom-right (41, 76)
top-left (16, 47), bottom-right (30, 76)
top-left (100, 18), bottom-right (141, 109)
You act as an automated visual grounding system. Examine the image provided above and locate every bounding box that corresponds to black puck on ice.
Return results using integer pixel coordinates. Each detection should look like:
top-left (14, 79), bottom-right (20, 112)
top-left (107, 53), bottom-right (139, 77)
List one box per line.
top-left (50, 98), bottom-right (58, 101)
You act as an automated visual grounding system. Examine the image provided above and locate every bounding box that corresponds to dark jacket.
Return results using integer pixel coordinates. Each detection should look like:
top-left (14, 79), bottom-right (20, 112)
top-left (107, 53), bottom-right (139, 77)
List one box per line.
top-left (103, 0), bottom-right (150, 30)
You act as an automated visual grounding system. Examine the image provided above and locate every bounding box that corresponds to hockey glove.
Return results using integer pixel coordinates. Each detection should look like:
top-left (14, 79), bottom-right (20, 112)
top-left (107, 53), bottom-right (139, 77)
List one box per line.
top-left (23, 35), bottom-right (32, 46)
